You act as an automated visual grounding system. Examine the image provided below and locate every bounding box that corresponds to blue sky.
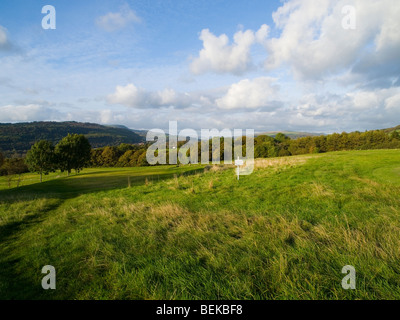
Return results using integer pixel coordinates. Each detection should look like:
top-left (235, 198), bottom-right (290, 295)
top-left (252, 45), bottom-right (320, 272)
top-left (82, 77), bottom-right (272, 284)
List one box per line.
top-left (0, 0), bottom-right (399, 133)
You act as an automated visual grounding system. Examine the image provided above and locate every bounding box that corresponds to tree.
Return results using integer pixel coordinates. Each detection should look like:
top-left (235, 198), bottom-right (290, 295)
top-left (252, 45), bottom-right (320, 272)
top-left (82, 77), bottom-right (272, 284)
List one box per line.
top-left (117, 143), bottom-right (137, 155)
top-left (90, 148), bottom-right (103, 167)
top-left (55, 134), bottom-right (91, 175)
top-left (0, 151), bottom-right (4, 168)
top-left (25, 140), bottom-right (55, 182)
top-left (1, 158), bottom-right (29, 188)
top-left (118, 150), bottom-right (136, 167)
top-left (275, 133), bottom-right (290, 143)
top-left (101, 146), bottom-right (118, 167)
top-left (130, 149), bottom-right (144, 166)
top-left (137, 150), bottom-right (149, 166)
top-left (391, 130), bottom-right (400, 140)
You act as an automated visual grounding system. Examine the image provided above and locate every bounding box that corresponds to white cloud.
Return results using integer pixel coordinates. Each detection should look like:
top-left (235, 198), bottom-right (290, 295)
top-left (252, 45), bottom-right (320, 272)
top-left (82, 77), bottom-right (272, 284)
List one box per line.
top-left (189, 0), bottom-right (400, 88)
top-left (216, 77), bottom-right (279, 110)
top-left (385, 93), bottom-right (400, 112)
top-left (288, 87), bottom-right (400, 131)
top-left (96, 4), bottom-right (141, 32)
top-left (0, 104), bottom-right (63, 122)
top-left (100, 109), bottom-right (113, 124)
top-left (349, 91), bottom-right (379, 110)
top-left (108, 78), bottom-right (280, 111)
top-left (106, 79), bottom-right (400, 133)
top-left (190, 25), bottom-right (268, 75)
top-left (264, 0), bottom-right (400, 81)
top-left (107, 84), bottom-right (150, 107)
top-left (107, 84), bottom-right (196, 109)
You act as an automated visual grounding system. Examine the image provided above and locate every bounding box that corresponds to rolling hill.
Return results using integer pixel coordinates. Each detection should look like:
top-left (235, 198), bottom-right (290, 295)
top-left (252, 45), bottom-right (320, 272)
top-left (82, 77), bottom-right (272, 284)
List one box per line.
top-left (0, 121), bottom-right (145, 157)
top-left (383, 124), bottom-right (400, 134)
top-left (1, 149), bottom-right (400, 299)
top-left (256, 131), bottom-right (324, 139)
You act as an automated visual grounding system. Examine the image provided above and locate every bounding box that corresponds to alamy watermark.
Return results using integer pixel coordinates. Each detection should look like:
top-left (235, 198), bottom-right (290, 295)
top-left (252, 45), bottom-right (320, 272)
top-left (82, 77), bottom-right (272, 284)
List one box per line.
top-left (342, 5), bottom-right (356, 30)
top-left (146, 121), bottom-right (255, 177)
top-left (41, 4), bottom-right (356, 31)
top-left (41, 265), bottom-right (56, 290)
top-left (341, 265), bottom-right (356, 290)
top-left (42, 5), bottom-right (56, 30)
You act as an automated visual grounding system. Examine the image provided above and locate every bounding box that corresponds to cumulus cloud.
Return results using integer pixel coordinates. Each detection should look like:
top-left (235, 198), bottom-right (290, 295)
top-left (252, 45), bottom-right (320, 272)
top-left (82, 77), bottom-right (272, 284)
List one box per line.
top-left (108, 78), bottom-right (280, 111)
top-left (384, 93), bottom-right (400, 112)
top-left (0, 104), bottom-right (63, 122)
top-left (189, 1), bottom-right (400, 85)
top-left (216, 77), bottom-right (279, 110)
top-left (96, 4), bottom-right (141, 32)
top-left (190, 25), bottom-right (269, 75)
top-left (264, 0), bottom-right (400, 82)
top-left (289, 87), bottom-right (400, 131)
top-left (107, 83), bottom-right (198, 109)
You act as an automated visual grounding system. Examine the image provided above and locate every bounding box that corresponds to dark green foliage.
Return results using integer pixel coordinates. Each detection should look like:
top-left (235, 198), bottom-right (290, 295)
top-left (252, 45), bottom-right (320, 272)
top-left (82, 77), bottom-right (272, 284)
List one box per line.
top-left (0, 158), bottom-right (28, 176)
top-left (55, 134), bottom-right (91, 175)
top-left (140, 128), bottom-right (400, 166)
top-left (100, 146), bottom-right (119, 167)
top-left (117, 150), bottom-right (137, 167)
top-left (90, 144), bottom-right (146, 167)
top-left (25, 140), bottom-right (55, 182)
top-left (255, 135), bottom-right (279, 158)
top-left (0, 158), bottom-right (29, 187)
top-left (274, 132), bottom-right (290, 142)
top-left (0, 121), bottom-right (144, 157)
top-left (0, 152), bottom-right (3, 167)
top-left (137, 150), bottom-right (149, 166)
top-left (391, 130), bottom-right (400, 140)
top-left (253, 130), bottom-right (400, 159)
top-left (117, 143), bottom-right (138, 154)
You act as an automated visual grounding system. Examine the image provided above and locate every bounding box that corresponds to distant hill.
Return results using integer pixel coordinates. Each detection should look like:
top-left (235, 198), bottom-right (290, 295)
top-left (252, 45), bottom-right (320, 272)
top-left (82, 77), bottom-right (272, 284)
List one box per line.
top-left (104, 124), bottom-right (148, 137)
top-left (0, 121), bottom-right (145, 157)
top-left (383, 125), bottom-right (400, 134)
top-left (1, 121), bottom-right (398, 158)
top-left (257, 131), bottom-right (325, 139)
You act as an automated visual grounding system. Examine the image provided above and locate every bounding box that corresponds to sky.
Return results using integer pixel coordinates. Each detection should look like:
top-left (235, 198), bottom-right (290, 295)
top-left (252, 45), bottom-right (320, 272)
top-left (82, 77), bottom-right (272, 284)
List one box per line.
top-left (0, 0), bottom-right (399, 133)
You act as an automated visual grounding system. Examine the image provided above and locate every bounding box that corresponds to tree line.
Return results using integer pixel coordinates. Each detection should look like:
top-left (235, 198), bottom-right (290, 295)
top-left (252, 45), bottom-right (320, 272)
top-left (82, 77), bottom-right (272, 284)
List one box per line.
top-left (90, 144), bottom-right (149, 168)
top-left (148, 129), bottom-right (400, 163)
top-left (0, 134), bottom-right (91, 182)
top-left (0, 121), bottom-right (144, 158)
top-left (88, 129), bottom-right (400, 166)
top-left (254, 129), bottom-right (400, 159)
top-left (0, 129), bottom-right (399, 184)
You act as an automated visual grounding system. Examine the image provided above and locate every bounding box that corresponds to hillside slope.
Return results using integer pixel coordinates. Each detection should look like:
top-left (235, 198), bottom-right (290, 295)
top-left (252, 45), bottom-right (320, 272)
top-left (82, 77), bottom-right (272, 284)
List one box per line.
top-left (0, 150), bottom-right (399, 299)
top-left (383, 124), bottom-right (400, 134)
top-left (0, 121), bottom-right (145, 157)
top-left (257, 131), bottom-right (324, 139)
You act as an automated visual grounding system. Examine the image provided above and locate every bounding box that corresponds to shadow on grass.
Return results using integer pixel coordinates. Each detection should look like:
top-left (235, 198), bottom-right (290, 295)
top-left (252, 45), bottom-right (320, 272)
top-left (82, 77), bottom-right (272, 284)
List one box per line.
top-left (0, 198), bottom-right (66, 299)
top-left (0, 165), bottom-right (205, 299)
top-left (0, 166), bottom-right (205, 198)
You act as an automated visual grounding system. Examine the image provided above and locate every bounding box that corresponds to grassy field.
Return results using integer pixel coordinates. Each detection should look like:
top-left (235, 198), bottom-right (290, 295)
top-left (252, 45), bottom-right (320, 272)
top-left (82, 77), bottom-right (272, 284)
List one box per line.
top-left (0, 149), bottom-right (399, 300)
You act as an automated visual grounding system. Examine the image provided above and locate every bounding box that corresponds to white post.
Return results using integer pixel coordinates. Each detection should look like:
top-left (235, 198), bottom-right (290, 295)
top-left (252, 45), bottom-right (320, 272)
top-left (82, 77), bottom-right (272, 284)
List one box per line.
top-left (234, 156), bottom-right (244, 181)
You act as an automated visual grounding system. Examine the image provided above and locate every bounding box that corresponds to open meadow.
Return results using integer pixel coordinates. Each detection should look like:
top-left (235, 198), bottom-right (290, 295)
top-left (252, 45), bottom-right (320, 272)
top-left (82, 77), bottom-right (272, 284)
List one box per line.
top-left (0, 149), bottom-right (400, 299)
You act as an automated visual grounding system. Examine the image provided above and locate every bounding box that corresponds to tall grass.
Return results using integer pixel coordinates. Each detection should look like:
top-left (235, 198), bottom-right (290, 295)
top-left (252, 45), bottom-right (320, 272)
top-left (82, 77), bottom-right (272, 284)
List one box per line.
top-left (0, 150), bottom-right (399, 299)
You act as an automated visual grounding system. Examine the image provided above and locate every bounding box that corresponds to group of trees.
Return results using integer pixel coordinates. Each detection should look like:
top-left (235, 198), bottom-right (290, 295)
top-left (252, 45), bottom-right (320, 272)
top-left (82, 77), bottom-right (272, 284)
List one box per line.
top-left (24, 134), bottom-right (91, 182)
top-left (0, 121), bottom-right (144, 158)
top-left (1, 128), bottom-right (399, 185)
top-left (254, 130), bottom-right (400, 158)
top-left (0, 136), bottom-right (149, 184)
top-left (0, 153), bottom-right (29, 187)
top-left (89, 144), bottom-right (148, 167)
top-left (143, 129), bottom-right (400, 164)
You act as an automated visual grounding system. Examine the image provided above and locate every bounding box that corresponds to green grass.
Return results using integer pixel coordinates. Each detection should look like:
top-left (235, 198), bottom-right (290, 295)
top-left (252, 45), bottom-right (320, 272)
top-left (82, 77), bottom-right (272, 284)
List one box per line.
top-left (0, 150), bottom-right (400, 299)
